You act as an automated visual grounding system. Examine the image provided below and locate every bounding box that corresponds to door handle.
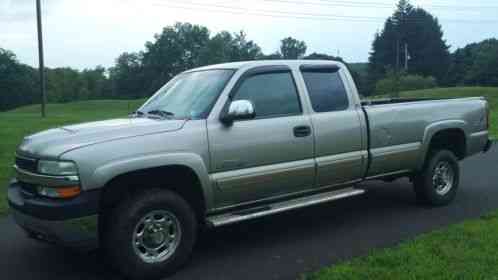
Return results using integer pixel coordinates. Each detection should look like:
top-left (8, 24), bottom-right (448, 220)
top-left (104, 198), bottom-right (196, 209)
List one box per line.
top-left (293, 125), bottom-right (311, 137)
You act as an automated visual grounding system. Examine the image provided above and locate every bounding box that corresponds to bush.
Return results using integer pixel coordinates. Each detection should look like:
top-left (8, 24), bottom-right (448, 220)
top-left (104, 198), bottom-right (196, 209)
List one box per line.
top-left (375, 74), bottom-right (437, 96)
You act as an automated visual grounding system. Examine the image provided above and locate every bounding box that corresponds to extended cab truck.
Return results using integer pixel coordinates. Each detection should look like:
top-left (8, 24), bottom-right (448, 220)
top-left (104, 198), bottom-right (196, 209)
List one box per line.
top-left (7, 60), bottom-right (492, 279)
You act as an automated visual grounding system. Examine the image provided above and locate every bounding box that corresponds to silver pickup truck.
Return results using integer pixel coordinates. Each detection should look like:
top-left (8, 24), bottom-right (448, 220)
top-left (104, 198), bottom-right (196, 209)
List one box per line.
top-left (7, 60), bottom-right (492, 279)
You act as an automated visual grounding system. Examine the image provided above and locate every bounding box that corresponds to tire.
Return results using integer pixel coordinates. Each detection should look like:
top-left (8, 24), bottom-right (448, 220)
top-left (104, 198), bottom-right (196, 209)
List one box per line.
top-left (413, 149), bottom-right (460, 206)
top-left (102, 189), bottom-right (197, 280)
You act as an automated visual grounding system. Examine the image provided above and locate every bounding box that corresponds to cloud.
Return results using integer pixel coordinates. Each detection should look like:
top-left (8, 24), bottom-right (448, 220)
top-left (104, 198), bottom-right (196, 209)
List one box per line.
top-left (0, 0), bottom-right (59, 22)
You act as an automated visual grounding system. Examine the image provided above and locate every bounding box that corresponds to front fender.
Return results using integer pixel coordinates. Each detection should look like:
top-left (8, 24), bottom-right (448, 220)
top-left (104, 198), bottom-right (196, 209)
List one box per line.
top-left (91, 152), bottom-right (213, 210)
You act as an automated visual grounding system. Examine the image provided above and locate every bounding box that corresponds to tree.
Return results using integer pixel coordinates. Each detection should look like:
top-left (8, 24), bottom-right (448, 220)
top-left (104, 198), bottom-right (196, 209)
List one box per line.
top-left (0, 48), bottom-right (37, 111)
top-left (81, 66), bottom-right (111, 100)
top-left (230, 31), bottom-right (263, 61)
top-left (303, 52), bottom-right (342, 61)
top-left (465, 40), bottom-right (498, 86)
top-left (280, 37), bottom-right (307, 59)
top-left (109, 52), bottom-right (144, 99)
top-left (403, 8), bottom-right (450, 82)
top-left (139, 23), bottom-right (211, 95)
top-left (258, 52), bottom-right (283, 60)
top-left (447, 39), bottom-right (498, 86)
top-left (367, 0), bottom-right (450, 94)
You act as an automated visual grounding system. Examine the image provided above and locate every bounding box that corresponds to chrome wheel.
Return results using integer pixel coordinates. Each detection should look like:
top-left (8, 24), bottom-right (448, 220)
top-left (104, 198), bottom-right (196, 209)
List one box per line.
top-left (132, 210), bottom-right (182, 263)
top-left (432, 161), bottom-right (454, 196)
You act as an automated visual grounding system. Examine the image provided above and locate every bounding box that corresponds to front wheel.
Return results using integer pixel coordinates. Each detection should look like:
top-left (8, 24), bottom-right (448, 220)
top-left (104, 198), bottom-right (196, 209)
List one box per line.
top-left (413, 149), bottom-right (460, 206)
top-left (102, 189), bottom-right (197, 280)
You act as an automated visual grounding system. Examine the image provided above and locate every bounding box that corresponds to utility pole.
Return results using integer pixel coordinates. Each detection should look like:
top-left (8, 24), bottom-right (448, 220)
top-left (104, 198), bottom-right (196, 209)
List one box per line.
top-left (36, 0), bottom-right (46, 117)
top-left (395, 39), bottom-right (400, 73)
top-left (404, 43), bottom-right (409, 71)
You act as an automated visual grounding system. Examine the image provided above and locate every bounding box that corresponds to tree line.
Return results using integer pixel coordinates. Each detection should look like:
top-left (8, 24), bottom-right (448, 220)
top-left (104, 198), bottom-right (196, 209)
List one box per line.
top-left (367, 0), bottom-right (498, 96)
top-left (1, 0), bottom-right (497, 111)
top-left (0, 24), bottom-right (359, 111)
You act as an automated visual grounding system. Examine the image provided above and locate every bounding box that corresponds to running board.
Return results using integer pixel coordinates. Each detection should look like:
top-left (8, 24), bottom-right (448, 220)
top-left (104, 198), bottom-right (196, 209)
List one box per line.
top-left (206, 187), bottom-right (365, 227)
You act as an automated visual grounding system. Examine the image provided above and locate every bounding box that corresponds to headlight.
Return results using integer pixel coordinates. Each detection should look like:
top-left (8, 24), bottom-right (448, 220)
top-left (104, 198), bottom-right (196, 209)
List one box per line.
top-left (38, 160), bottom-right (78, 176)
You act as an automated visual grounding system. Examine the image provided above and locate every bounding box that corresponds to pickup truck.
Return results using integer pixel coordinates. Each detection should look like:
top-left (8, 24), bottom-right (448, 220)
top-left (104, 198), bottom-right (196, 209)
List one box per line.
top-left (7, 60), bottom-right (492, 279)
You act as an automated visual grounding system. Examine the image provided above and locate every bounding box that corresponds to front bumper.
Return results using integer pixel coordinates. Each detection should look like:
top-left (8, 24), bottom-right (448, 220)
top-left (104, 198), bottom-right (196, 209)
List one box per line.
top-left (7, 180), bottom-right (100, 250)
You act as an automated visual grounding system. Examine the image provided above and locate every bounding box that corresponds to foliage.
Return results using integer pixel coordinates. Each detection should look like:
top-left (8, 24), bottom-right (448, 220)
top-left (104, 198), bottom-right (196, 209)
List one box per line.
top-left (2, 18), bottom-right (496, 111)
top-left (367, 0), bottom-right (450, 95)
top-left (108, 52), bottom-right (144, 99)
top-left (0, 48), bottom-right (38, 111)
top-left (447, 39), bottom-right (498, 87)
top-left (280, 37), bottom-right (307, 59)
top-left (257, 36), bottom-right (307, 60)
top-left (111, 23), bottom-right (264, 97)
top-left (258, 52), bottom-right (283, 60)
top-left (375, 71), bottom-right (437, 96)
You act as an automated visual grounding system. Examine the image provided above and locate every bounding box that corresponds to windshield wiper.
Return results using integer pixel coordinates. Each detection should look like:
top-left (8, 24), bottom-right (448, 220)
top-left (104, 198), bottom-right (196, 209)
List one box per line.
top-left (147, 109), bottom-right (175, 119)
top-left (129, 110), bottom-right (145, 117)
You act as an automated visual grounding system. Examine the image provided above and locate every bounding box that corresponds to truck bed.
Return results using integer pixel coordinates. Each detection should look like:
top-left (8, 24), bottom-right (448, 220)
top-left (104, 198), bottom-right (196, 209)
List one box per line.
top-left (361, 96), bottom-right (488, 178)
top-left (361, 97), bottom-right (454, 106)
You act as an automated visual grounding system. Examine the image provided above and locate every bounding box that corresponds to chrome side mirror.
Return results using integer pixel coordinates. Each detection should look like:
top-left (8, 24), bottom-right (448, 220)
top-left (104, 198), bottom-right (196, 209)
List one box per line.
top-left (221, 99), bottom-right (255, 125)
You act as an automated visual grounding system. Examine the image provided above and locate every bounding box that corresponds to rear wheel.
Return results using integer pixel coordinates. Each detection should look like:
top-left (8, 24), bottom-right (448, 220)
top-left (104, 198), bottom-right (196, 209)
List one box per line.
top-left (414, 149), bottom-right (460, 206)
top-left (102, 189), bottom-right (197, 280)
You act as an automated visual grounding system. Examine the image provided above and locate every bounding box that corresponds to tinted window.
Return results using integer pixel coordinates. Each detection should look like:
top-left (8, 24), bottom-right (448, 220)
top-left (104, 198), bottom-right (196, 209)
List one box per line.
top-left (233, 72), bottom-right (301, 118)
top-left (301, 71), bottom-right (349, 112)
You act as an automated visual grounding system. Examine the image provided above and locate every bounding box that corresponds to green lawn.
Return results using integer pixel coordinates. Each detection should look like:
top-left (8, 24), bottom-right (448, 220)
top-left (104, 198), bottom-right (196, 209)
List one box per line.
top-left (0, 99), bottom-right (144, 216)
top-left (305, 210), bottom-right (498, 280)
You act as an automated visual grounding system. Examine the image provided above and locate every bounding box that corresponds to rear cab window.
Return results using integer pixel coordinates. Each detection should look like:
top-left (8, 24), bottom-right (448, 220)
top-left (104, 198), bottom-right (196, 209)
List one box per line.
top-left (300, 65), bottom-right (349, 112)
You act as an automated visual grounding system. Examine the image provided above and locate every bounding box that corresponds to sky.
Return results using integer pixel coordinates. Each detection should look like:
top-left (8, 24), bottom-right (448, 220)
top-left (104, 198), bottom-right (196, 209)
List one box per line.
top-left (1, 0), bottom-right (497, 70)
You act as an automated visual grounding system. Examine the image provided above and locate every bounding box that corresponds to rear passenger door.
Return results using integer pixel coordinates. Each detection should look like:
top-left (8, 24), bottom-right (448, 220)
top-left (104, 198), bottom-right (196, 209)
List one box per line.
top-left (208, 66), bottom-right (315, 208)
top-left (300, 65), bottom-right (367, 188)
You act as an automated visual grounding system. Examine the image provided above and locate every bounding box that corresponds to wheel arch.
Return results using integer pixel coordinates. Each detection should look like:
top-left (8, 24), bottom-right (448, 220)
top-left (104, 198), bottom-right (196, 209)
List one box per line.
top-left (95, 153), bottom-right (213, 220)
top-left (418, 121), bottom-right (468, 169)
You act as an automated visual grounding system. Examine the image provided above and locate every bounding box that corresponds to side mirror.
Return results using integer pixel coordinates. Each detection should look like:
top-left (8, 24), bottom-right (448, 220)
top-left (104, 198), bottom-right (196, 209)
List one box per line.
top-left (221, 99), bottom-right (255, 125)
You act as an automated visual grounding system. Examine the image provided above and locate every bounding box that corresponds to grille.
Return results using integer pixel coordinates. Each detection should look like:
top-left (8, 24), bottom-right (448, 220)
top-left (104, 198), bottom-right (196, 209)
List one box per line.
top-left (15, 155), bottom-right (38, 173)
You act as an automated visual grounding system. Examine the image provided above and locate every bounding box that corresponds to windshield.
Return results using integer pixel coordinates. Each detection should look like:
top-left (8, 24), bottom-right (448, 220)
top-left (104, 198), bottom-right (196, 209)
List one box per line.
top-left (138, 69), bottom-right (235, 119)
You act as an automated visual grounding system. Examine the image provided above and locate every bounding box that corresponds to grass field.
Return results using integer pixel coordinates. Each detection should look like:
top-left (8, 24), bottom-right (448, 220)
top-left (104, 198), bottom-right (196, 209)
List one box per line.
top-left (305, 210), bottom-right (498, 280)
top-left (0, 99), bottom-right (144, 216)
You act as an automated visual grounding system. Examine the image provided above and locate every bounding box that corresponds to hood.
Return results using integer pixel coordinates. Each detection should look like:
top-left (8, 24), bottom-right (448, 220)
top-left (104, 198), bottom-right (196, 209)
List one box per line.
top-left (17, 118), bottom-right (187, 158)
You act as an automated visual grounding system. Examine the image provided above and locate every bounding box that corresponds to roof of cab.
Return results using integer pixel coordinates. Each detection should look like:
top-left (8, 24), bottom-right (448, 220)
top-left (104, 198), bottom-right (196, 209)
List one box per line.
top-left (183, 59), bottom-right (345, 73)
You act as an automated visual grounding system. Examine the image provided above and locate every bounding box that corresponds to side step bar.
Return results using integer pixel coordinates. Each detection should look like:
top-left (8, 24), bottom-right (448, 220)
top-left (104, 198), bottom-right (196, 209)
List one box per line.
top-left (206, 187), bottom-right (365, 227)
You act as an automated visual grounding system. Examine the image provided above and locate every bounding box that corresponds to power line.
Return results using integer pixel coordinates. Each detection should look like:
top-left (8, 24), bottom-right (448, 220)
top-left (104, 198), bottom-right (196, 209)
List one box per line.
top-left (149, 0), bottom-right (498, 24)
top-left (265, 0), bottom-right (498, 10)
top-left (314, 0), bottom-right (498, 10)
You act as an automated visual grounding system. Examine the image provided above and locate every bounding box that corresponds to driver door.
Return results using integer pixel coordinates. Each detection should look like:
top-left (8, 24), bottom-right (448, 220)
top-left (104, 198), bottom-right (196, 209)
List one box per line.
top-left (207, 67), bottom-right (315, 209)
